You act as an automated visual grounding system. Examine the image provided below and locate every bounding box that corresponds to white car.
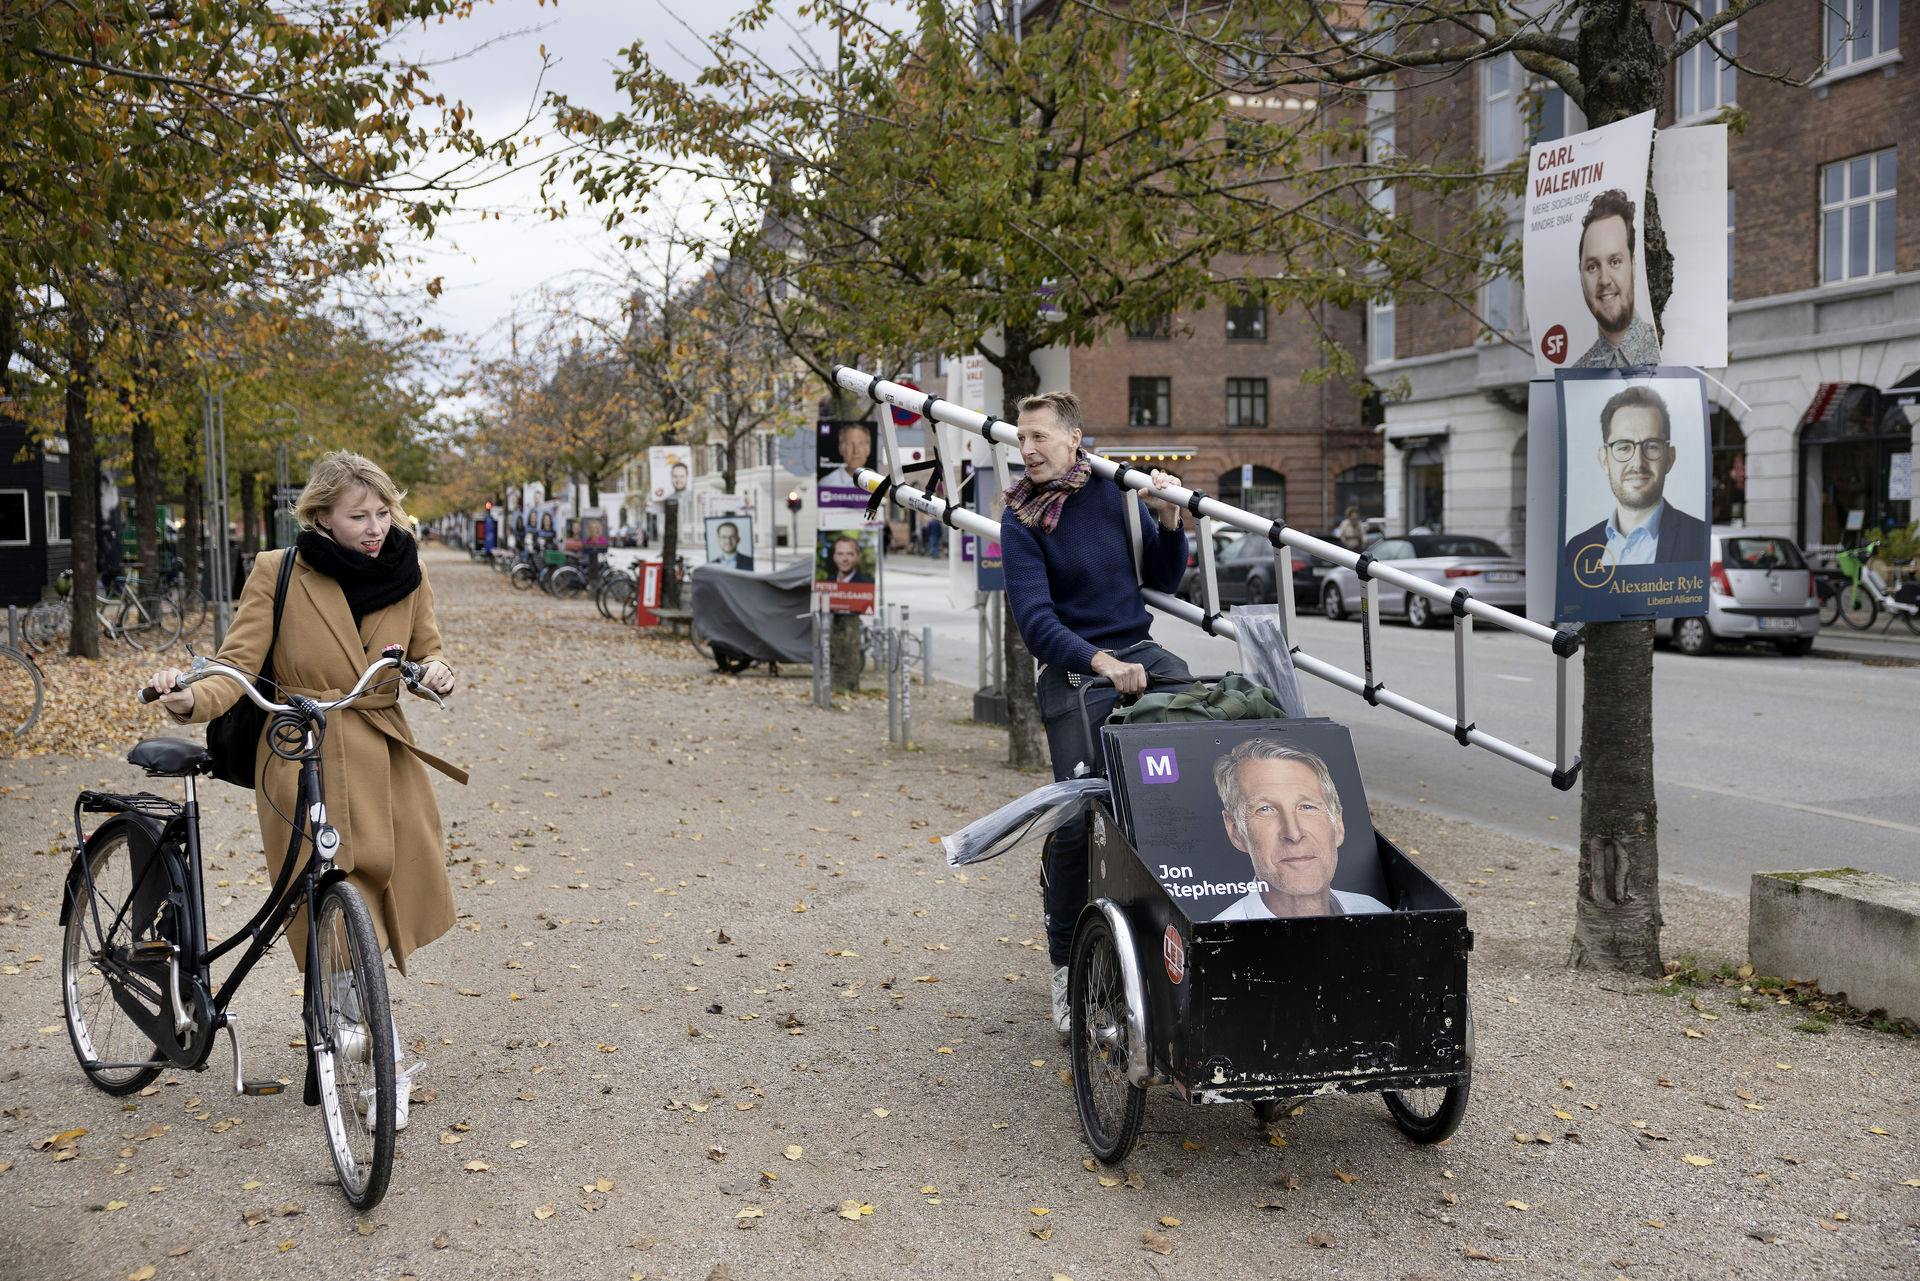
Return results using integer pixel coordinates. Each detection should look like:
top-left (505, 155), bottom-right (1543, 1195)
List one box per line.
top-left (1653, 530), bottom-right (1820, 656)
top-left (1319, 534), bottom-right (1526, 627)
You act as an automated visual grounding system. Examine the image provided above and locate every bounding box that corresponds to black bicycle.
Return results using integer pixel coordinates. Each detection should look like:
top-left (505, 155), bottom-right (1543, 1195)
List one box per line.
top-left (59, 647), bottom-right (444, 1209)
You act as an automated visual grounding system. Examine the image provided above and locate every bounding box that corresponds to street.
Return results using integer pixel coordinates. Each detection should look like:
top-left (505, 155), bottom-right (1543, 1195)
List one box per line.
top-left (880, 557), bottom-right (1920, 897)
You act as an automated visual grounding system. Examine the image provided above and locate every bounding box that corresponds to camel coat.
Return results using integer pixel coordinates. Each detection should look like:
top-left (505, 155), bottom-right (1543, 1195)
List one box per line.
top-left (174, 548), bottom-right (467, 974)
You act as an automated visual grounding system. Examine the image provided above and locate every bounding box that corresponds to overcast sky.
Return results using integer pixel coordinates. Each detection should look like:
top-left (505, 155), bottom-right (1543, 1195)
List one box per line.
top-left (385, 0), bottom-right (912, 375)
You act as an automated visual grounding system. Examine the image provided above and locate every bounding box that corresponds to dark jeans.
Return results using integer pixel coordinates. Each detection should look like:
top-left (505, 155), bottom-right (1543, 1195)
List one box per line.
top-left (1037, 640), bottom-right (1192, 966)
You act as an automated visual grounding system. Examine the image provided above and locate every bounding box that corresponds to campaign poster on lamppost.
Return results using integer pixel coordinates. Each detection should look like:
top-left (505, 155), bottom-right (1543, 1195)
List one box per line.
top-left (816, 419), bottom-right (875, 525)
top-left (1524, 111), bottom-right (1657, 375)
top-left (648, 445), bottom-right (693, 505)
top-left (814, 527), bottom-right (878, 615)
top-left (704, 515), bottom-right (755, 570)
top-left (1555, 367), bottom-right (1712, 623)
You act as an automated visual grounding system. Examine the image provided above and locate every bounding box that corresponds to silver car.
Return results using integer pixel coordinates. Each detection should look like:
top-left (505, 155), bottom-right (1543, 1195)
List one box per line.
top-left (1320, 534), bottom-right (1526, 627)
top-left (1653, 530), bottom-right (1821, 656)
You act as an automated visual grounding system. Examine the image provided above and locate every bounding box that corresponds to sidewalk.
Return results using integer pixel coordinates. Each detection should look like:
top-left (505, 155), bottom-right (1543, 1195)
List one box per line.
top-left (1814, 617), bottom-right (1920, 664)
top-left (0, 548), bottom-right (1912, 1281)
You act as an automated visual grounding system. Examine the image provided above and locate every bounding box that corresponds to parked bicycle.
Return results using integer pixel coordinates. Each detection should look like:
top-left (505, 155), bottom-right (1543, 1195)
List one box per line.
top-left (60, 647), bottom-right (444, 1208)
top-left (25, 573), bottom-right (185, 653)
top-left (1823, 541), bottom-right (1919, 633)
top-left (0, 640), bottom-right (44, 739)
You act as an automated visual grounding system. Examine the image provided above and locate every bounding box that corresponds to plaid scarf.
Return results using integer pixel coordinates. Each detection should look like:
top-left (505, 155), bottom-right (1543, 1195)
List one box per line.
top-left (1004, 453), bottom-right (1092, 534)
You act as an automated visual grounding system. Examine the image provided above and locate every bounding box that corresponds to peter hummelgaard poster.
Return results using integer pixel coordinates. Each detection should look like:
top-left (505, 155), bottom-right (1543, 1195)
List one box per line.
top-left (1555, 367), bottom-right (1711, 624)
top-left (1524, 111), bottom-right (1657, 376)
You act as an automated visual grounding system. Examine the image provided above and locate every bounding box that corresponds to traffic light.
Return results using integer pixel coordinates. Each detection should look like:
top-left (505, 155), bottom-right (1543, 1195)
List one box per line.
top-left (786, 490), bottom-right (803, 512)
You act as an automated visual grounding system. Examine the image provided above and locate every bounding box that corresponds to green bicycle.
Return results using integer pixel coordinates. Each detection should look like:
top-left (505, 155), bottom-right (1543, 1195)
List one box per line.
top-left (1824, 542), bottom-right (1920, 633)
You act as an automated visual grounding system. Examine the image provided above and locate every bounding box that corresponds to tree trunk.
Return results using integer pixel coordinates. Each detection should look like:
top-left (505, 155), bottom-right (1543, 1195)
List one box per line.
top-left (661, 500), bottom-right (682, 609)
top-left (66, 326), bottom-right (100, 659)
top-left (1568, 0), bottom-right (1671, 975)
top-left (1571, 620), bottom-right (1664, 976)
top-left (998, 332), bottom-right (1047, 771)
top-left (240, 470), bottom-right (259, 555)
top-left (131, 408), bottom-right (160, 578)
top-left (257, 473), bottom-right (276, 550)
top-left (830, 613), bottom-right (863, 692)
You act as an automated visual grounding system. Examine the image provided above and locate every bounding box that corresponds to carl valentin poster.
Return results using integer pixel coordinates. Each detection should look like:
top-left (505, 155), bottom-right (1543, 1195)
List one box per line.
top-left (1523, 111), bottom-right (1657, 376)
top-left (1525, 113), bottom-right (1729, 375)
top-left (1555, 367), bottom-right (1711, 624)
top-left (1101, 719), bottom-right (1391, 923)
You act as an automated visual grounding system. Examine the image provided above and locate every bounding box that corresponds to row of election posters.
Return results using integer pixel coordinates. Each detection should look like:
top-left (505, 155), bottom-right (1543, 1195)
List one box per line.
top-left (1523, 111), bottom-right (1725, 625)
top-left (815, 418), bottom-right (879, 614)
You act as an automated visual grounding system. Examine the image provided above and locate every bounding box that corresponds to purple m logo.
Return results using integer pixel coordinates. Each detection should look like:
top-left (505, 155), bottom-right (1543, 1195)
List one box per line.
top-left (1137, 747), bottom-right (1179, 784)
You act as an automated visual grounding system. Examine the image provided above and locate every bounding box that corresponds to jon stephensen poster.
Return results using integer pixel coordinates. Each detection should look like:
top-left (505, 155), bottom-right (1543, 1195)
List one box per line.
top-left (1555, 367), bottom-right (1711, 624)
top-left (1103, 719), bottom-right (1391, 922)
top-left (816, 419), bottom-right (875, 523)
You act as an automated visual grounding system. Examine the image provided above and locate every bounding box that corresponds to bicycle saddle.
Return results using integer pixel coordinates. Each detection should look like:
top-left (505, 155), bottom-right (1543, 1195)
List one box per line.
top-left (128, 738), bottom-right (214, 777)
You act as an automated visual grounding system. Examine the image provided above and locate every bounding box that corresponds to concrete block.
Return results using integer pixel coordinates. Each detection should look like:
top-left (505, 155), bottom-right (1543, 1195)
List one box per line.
top-left (1749, 869), bottom-right (1920, 1023)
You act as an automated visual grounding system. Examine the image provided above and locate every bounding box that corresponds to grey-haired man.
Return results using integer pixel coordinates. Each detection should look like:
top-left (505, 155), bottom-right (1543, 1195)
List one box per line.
top-left (1212, 738), bottom-right (1388, 919)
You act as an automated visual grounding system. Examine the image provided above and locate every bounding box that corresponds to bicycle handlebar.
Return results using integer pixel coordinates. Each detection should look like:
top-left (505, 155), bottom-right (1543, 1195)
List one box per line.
top-left (139, 647), bottom-right (445, 713)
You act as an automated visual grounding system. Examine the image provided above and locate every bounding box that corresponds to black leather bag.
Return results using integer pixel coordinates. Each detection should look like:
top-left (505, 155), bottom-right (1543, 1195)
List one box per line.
top-left (205, 550), bottom-right (295, 789)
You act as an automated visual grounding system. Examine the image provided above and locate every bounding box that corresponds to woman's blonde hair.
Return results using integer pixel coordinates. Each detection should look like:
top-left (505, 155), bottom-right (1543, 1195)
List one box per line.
top-left (294, 451), bottom-right (410, 533)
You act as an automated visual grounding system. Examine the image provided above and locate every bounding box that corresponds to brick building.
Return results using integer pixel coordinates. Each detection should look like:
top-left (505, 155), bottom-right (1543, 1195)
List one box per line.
top-left (1370, 1), bottom-right (1918, 555)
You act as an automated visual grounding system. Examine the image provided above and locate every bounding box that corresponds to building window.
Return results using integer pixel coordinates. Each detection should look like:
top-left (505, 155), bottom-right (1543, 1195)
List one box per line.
top-left (1126, 314), bottom-right (1171, 340)
top-left (1369, 298), bottom-right (1395, 364)
top-left (1710, 407), bottom-right (1747, 524)
top-left (1483, 209), bottom-right (1523, 335)
top-left (1825, 0), bottom-right (1900, 72)
top-left (45, 490), bottom-right (72, 545)
top-left (1225, 378), bottom-right (1268, 429)
top-left (1530, 83), bottom-right (1585, 143)
top-left (1481, 56), bottom-right (1522, 168)
top-left (1128, 377), bottom-right (1171, 427)
top-left (0, 490), bottom-right (27, 545)
top-left (1367, 83), bottom-right (1396, 225)
top-left (1821, 149), bottom-right (1896, 284)
top-left (1675, 0), bottom-right (1738, 120)
top-left (1225, 298), bottom-right (1266, 340)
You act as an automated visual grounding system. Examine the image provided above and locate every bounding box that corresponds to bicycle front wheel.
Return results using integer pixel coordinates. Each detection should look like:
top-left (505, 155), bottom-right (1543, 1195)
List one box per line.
top-left (509, 563), bottom-right (537, 591)
top-left (309, 880), bottom-right (396, 1210)
top-left (550, 566), bottom-right (587, 599)
top-left (0, 646), bottom-right (44, 739)
top-left (1837, 583), bottom-right (1877, 630)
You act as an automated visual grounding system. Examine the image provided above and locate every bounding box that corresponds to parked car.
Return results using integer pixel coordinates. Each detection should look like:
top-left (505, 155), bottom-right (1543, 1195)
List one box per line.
top-left (1179, 528), bottom-right (1337, 610)
top-left (1320, 534), bottom-right (1526, 626)
top-left (1652, 530), bottom-right (1820, 656)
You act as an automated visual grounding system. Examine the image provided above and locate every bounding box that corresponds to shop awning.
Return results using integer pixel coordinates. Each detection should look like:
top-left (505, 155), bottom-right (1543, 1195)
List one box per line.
top-left (1385, 420), bottom-right (1449, 451)
top-left (1102, 445), bottom-right (1197, 463)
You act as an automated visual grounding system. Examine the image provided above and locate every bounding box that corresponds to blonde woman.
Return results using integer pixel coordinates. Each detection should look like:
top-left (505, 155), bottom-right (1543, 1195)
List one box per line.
top-left (146, 451), bottom-right (464, 1128)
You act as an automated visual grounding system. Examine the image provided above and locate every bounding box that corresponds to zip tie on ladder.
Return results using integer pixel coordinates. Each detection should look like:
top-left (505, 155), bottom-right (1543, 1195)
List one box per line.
top-left (1200, 611), bottom-right (1223, 636)
top-left (1551, 760), bottom-right (1582, 791)
top-left (1184, 489), bottom-right (1209, 516)
top-left (1451, 587), bottom-right (1471, 617)
top-left (1264, 519), bottom-right (1291, 548)
top-left (862, 477), bottom-right (893, 523)
top-left (1110, 461), bottom-right (1138, 489)
top-left (977, 415), bottom-right (1002, 442)
top-left (1453, 720), bottom-right (1476, 746)
top-left (1353, 552), bottom-right (1376, 582)
top-left (1362, 679), bottom-right (1384, 707)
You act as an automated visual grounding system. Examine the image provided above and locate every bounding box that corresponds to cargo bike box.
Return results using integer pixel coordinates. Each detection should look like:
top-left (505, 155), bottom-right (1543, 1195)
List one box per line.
top-left (1065, 715), bottom-right (1474, 1163)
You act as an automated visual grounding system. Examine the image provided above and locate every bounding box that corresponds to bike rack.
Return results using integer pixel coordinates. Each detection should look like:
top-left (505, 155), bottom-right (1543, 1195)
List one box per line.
top-left (833, 365), bottom-right (1584, 790)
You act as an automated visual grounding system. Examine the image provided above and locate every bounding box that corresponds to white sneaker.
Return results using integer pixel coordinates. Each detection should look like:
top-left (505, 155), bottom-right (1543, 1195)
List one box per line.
top-left (1050, 965), bottom-right (1071, 1043)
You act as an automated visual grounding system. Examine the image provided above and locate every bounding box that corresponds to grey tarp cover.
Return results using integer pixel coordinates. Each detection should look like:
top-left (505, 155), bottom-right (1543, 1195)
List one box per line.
top-left (688, 561), bottom-right (814, 664)
top-left (942, 778), bottom-right (1112, 867)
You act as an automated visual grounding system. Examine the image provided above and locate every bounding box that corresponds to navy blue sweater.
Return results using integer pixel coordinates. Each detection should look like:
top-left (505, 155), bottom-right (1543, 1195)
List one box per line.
top-left (1000, 480), bottom-right (1188, 674)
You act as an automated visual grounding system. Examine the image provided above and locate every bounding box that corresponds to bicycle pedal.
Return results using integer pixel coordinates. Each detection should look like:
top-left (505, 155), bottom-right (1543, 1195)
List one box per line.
top-left (132, 939), bottom-right (176, 957)
top-left (240, 1079), bottom-right (285, 1097)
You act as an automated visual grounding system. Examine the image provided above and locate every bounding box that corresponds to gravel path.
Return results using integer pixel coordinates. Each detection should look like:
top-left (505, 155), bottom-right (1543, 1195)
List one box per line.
top-left (1, 548), bottom-right (1913, 1281)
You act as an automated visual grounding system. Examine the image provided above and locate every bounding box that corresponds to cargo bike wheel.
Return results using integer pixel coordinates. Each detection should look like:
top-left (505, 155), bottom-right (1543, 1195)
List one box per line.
top-left (1068, 908), bottom-right (1147, 1165)
top-left (1381, 997), bottom-right (1473, 1143)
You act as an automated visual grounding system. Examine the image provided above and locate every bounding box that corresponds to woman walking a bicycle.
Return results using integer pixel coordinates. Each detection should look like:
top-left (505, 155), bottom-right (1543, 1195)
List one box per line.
top-left (145, 451), bottom-right (463, 1129)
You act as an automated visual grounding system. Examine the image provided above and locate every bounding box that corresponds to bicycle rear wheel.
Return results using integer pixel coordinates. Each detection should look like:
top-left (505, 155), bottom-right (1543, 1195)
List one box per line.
top-left (0, 646), bottom-right (44, 739)
top-left (24, 601), bottom-right (68, 654)
top-left (509, 563), bottom-right (537, 591)
top-left (550, 565), bottom-right (587, 599)
top-left (309, 879), bottom-right (396, 1210)
top-left (61, 825), bottom-right (170, 1095)
top-left (1837, 583), bottom-right (1877, 630)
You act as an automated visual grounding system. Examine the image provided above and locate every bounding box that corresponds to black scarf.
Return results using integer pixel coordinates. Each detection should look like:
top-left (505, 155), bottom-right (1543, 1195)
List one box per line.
top-left (296, 527), bottom-right (422, 624)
